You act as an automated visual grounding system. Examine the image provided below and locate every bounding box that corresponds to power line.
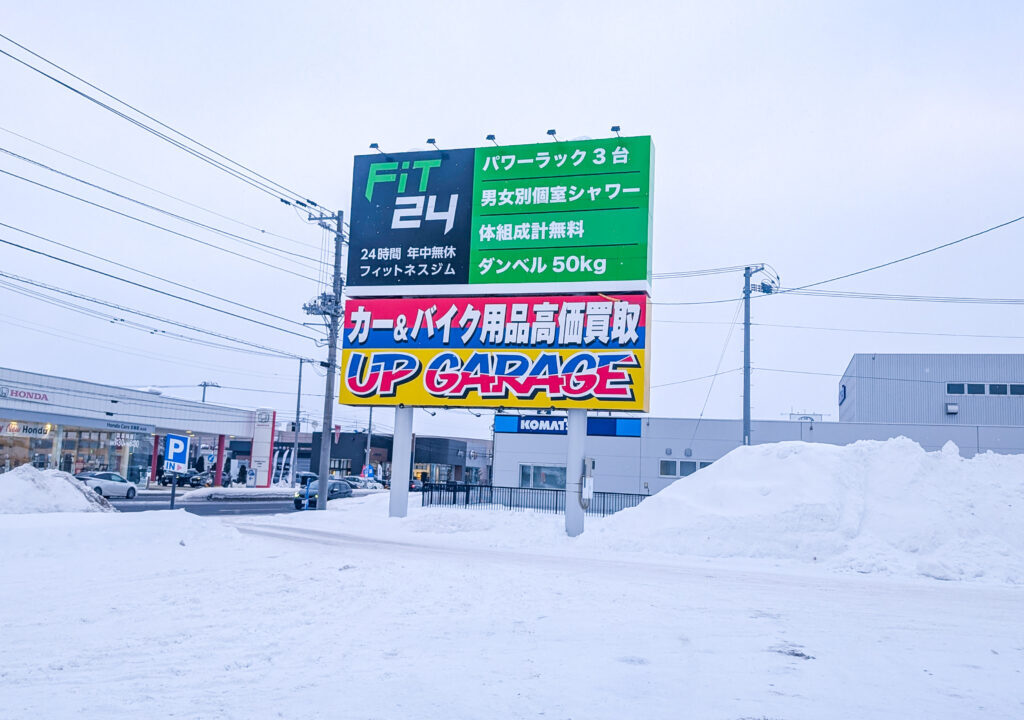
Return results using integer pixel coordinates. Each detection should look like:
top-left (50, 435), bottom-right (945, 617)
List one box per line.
top-left (776, 288), bottom-right (1024, 305)
top-left (0, 222), bottom-right (314, 331)
top-left (0, 233), bottom-right (318, 341)
top-left (0, 146), bottom-right (322, 268)
top-left (0, 271), bottom-right (312, 360)
top-left (782, 214), bottom-right (1024, 293)
top-left (0, 124), bottom-right (321, 252)
top-left (655, 318), bottom-right (1024, 340)
top-left (0, 310), bottom-right (291, 380)
top-left (650, 367), bottom-right (743, 389)
top-left (0, 279), bottom-right (294, 359)
top-left (0, 34), bottom-right (329, 212)
top-left (0, 167), bottom-right (320, 282)
top-left (652, 213), bottom-right (1024, 306)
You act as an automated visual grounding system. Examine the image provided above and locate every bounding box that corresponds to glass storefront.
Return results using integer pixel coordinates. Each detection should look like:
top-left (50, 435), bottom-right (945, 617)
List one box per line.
top-left (1, 419), bottom-right (151, 480)
top-left (0, 421), bottom-right (55, 471)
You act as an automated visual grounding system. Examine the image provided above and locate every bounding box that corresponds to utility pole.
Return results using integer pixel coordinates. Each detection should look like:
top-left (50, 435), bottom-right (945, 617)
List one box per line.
top-left (290, 359), bottom-right (303, 487)
top-left (364, 406), bottom-right (373, 474)
top-left (743, 266), bottom-right (752, 446)
top-left (304, 210), bottom-right (344, 510)
top-left (199, 381), bottom-right (219, 403)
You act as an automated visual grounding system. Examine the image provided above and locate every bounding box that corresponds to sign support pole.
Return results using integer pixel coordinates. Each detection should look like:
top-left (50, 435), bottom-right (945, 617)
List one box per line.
top-left (565, 408), bottom-right (586, 537)
top-left (389, 406), bottom-right (413, 518)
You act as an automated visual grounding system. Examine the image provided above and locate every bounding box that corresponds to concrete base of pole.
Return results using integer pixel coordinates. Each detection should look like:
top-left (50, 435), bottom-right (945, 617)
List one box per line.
top-left (565, 408), bottom-right (586, 537)
top-left (389, 406), bottom-right (414, 518)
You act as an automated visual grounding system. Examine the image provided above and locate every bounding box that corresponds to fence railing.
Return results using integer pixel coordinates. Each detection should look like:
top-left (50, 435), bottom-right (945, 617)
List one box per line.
top-left (420, 483), bottom-right (648, 517)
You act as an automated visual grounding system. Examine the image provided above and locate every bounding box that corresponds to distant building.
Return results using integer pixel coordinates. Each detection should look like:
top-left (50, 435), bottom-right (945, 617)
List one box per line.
top-left (839, 354), bottom-right (1024, 425)
top-left (492, 353), bottom-right (1024, 497)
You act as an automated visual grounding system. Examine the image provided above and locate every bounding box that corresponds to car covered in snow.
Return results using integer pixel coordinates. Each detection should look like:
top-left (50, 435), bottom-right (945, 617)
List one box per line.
top-left (76, 471), bottom-right (139, 499)
top-left (293, 479), bottom-right (352, 509)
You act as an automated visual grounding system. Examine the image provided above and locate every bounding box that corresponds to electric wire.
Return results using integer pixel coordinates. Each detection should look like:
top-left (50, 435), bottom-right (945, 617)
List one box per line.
top-left (0, 311), bottom-right (291, 380)
top-left (0, 222), bottom-right (315, 332)
top-left (0, 233), bottom-right (318, 341)
top-left (0, 280), bottom-right (294, 360)
top-left (0, 124), bottom-right (321, 251)
top-left (0, 147), bottom-right (323, 268)
top-left (686, 299), bottom-right (744, 449)
top-left (0, 272), bottom-right (312, 360)
top-left (0, 34), bottom-right (329, 212)
top-left (0, 167), bottom-right (320, 282)
top-left (655, 318), bottom-right (1024, 340)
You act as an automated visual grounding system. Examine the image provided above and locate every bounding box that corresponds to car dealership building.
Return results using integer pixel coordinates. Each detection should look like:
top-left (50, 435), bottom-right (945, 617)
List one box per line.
top-left (0, 367), bottom-right (270, 484)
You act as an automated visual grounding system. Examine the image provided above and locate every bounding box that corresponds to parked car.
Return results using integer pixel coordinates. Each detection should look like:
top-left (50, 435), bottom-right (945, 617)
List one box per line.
top-left (409, 477), bottom-right (424, 492)
top-left (295, 471), bottom-right (319, 488)
top-left (76, 471), bottom-right (139, 499)
top-left (293, 480), bottom-right (352, 509)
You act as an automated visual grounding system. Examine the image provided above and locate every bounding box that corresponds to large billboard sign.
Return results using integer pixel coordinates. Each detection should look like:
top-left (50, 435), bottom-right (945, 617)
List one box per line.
top-left (339, 294), bottom-right (650, 411)
top-left (347, 136), bottom-right (653, 296)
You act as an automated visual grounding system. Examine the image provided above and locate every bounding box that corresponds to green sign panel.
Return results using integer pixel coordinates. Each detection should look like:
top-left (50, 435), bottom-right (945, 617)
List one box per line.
top-left (346, 136), bottom-right (653, 296)
top-left (470, 136), bottom-right (653, 288)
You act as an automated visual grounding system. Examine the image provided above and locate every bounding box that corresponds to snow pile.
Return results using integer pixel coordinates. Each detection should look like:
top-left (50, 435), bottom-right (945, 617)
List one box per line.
top-left (588, 438), bottom-right (1024, 583)
top-left (0, 464), bottom-right (114, 514)
top-left (182, 486), bottom-right (297, 501)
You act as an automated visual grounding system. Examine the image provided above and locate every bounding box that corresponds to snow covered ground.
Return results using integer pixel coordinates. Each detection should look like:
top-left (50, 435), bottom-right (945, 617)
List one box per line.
top-left (1, 440), bottom-right (1022, 718)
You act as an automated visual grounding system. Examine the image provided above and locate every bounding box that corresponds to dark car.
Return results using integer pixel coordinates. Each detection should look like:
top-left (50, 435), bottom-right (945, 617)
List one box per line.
top-left (295, 471), bottom-right (319, 488)
top-left (409, 477), bottom-right (424, 492)
top-left (293, 480), bottom-right (352, 509)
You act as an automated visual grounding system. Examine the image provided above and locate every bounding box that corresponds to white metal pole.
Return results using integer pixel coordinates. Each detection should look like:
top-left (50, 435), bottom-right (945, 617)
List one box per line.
top-left (565, 408), bottom-right (586, 537)
top-left (389, 406), bottom-right (414, 518)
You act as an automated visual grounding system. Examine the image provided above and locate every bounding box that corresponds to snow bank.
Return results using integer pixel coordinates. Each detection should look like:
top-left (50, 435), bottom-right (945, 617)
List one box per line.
top-left (182, 486), bottom-right (297, 502)
top-left (587, 438), bottom-right (1024, 583)
top-left (0, 465), bottom-right (114, 514)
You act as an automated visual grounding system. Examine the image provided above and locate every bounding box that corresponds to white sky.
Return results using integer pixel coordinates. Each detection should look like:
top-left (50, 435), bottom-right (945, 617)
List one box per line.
top-left (2, 1), bottom-right (1023, 439)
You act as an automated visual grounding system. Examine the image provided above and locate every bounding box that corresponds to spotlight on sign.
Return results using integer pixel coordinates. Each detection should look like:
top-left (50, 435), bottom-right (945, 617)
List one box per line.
top-left (546, 129), bottom-right (559, 141)
top-left (486, 134), bottom-right (499, 146)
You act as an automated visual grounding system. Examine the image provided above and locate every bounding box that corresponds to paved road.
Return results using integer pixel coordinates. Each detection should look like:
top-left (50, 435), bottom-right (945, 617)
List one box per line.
top-left (111, 498), bottom-right (299, 516)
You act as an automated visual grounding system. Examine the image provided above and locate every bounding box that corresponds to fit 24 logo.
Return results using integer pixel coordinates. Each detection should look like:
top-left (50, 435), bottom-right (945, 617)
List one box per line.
top-left (364, 158), bottom-right (458, 235)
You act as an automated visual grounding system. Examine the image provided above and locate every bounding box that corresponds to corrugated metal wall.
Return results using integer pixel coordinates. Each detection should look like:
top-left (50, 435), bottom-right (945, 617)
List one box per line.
top-left (840, 354), bottom-right (1024, 426)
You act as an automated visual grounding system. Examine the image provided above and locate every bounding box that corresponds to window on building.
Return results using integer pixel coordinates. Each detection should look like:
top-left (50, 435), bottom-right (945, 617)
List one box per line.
top-left (660, 460), bottom-right (677, 476)
top-left (1011, 384), bottom-right (1024, 396)
top-left (679, 461), bottom-right (697, 477)
top-left (967, 383), bottom-right (986, 395)
top-left (946, 383), bottom-right (964, 395)
top-left (989, 384), bottom-right (1008, 395)
top-left (519, 464), bottom-right (566, 490)
top-left (699, 461), bottom-right (714, 469)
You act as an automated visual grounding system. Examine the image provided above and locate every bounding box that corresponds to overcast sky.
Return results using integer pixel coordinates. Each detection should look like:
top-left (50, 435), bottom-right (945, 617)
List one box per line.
top-left (2, 1), bottom-right (1023, 439)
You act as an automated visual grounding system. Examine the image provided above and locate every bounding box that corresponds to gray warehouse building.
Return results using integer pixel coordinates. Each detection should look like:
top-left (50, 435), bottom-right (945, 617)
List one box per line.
top-left (493, 354), bottom-right (1024, 496)
top-left (839, 353), bottom-right (1024, 425)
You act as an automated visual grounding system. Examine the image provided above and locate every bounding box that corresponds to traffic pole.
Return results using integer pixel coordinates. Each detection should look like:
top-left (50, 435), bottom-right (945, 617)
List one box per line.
top-left (314, 211), bottom-right (344, 510)
top-left (743, 266), bottom-right (752, 446)
top-left (291, 359), bottom-right (303, 487)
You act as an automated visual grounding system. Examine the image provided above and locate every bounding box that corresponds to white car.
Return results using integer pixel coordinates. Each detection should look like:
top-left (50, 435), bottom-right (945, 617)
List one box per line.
top-left (76, 472), bottom-right (139, 499)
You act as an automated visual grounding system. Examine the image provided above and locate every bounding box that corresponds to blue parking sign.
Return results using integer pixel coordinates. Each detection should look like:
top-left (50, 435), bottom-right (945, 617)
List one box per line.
top-left (164, 433), bottom-right (190, 473)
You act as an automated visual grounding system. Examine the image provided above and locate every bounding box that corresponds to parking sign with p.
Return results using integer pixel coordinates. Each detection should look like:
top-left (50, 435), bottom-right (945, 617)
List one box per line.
top-left (164, 433), bottom-right (190, 474)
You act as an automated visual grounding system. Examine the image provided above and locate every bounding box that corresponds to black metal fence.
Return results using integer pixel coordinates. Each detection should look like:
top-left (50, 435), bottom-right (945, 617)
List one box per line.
top-left (420, 483), bottom-right (648, 517)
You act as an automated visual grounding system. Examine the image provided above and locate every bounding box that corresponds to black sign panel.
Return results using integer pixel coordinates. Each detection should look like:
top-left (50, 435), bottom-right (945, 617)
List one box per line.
top-left (348, 148), bottom-right (474, 289)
